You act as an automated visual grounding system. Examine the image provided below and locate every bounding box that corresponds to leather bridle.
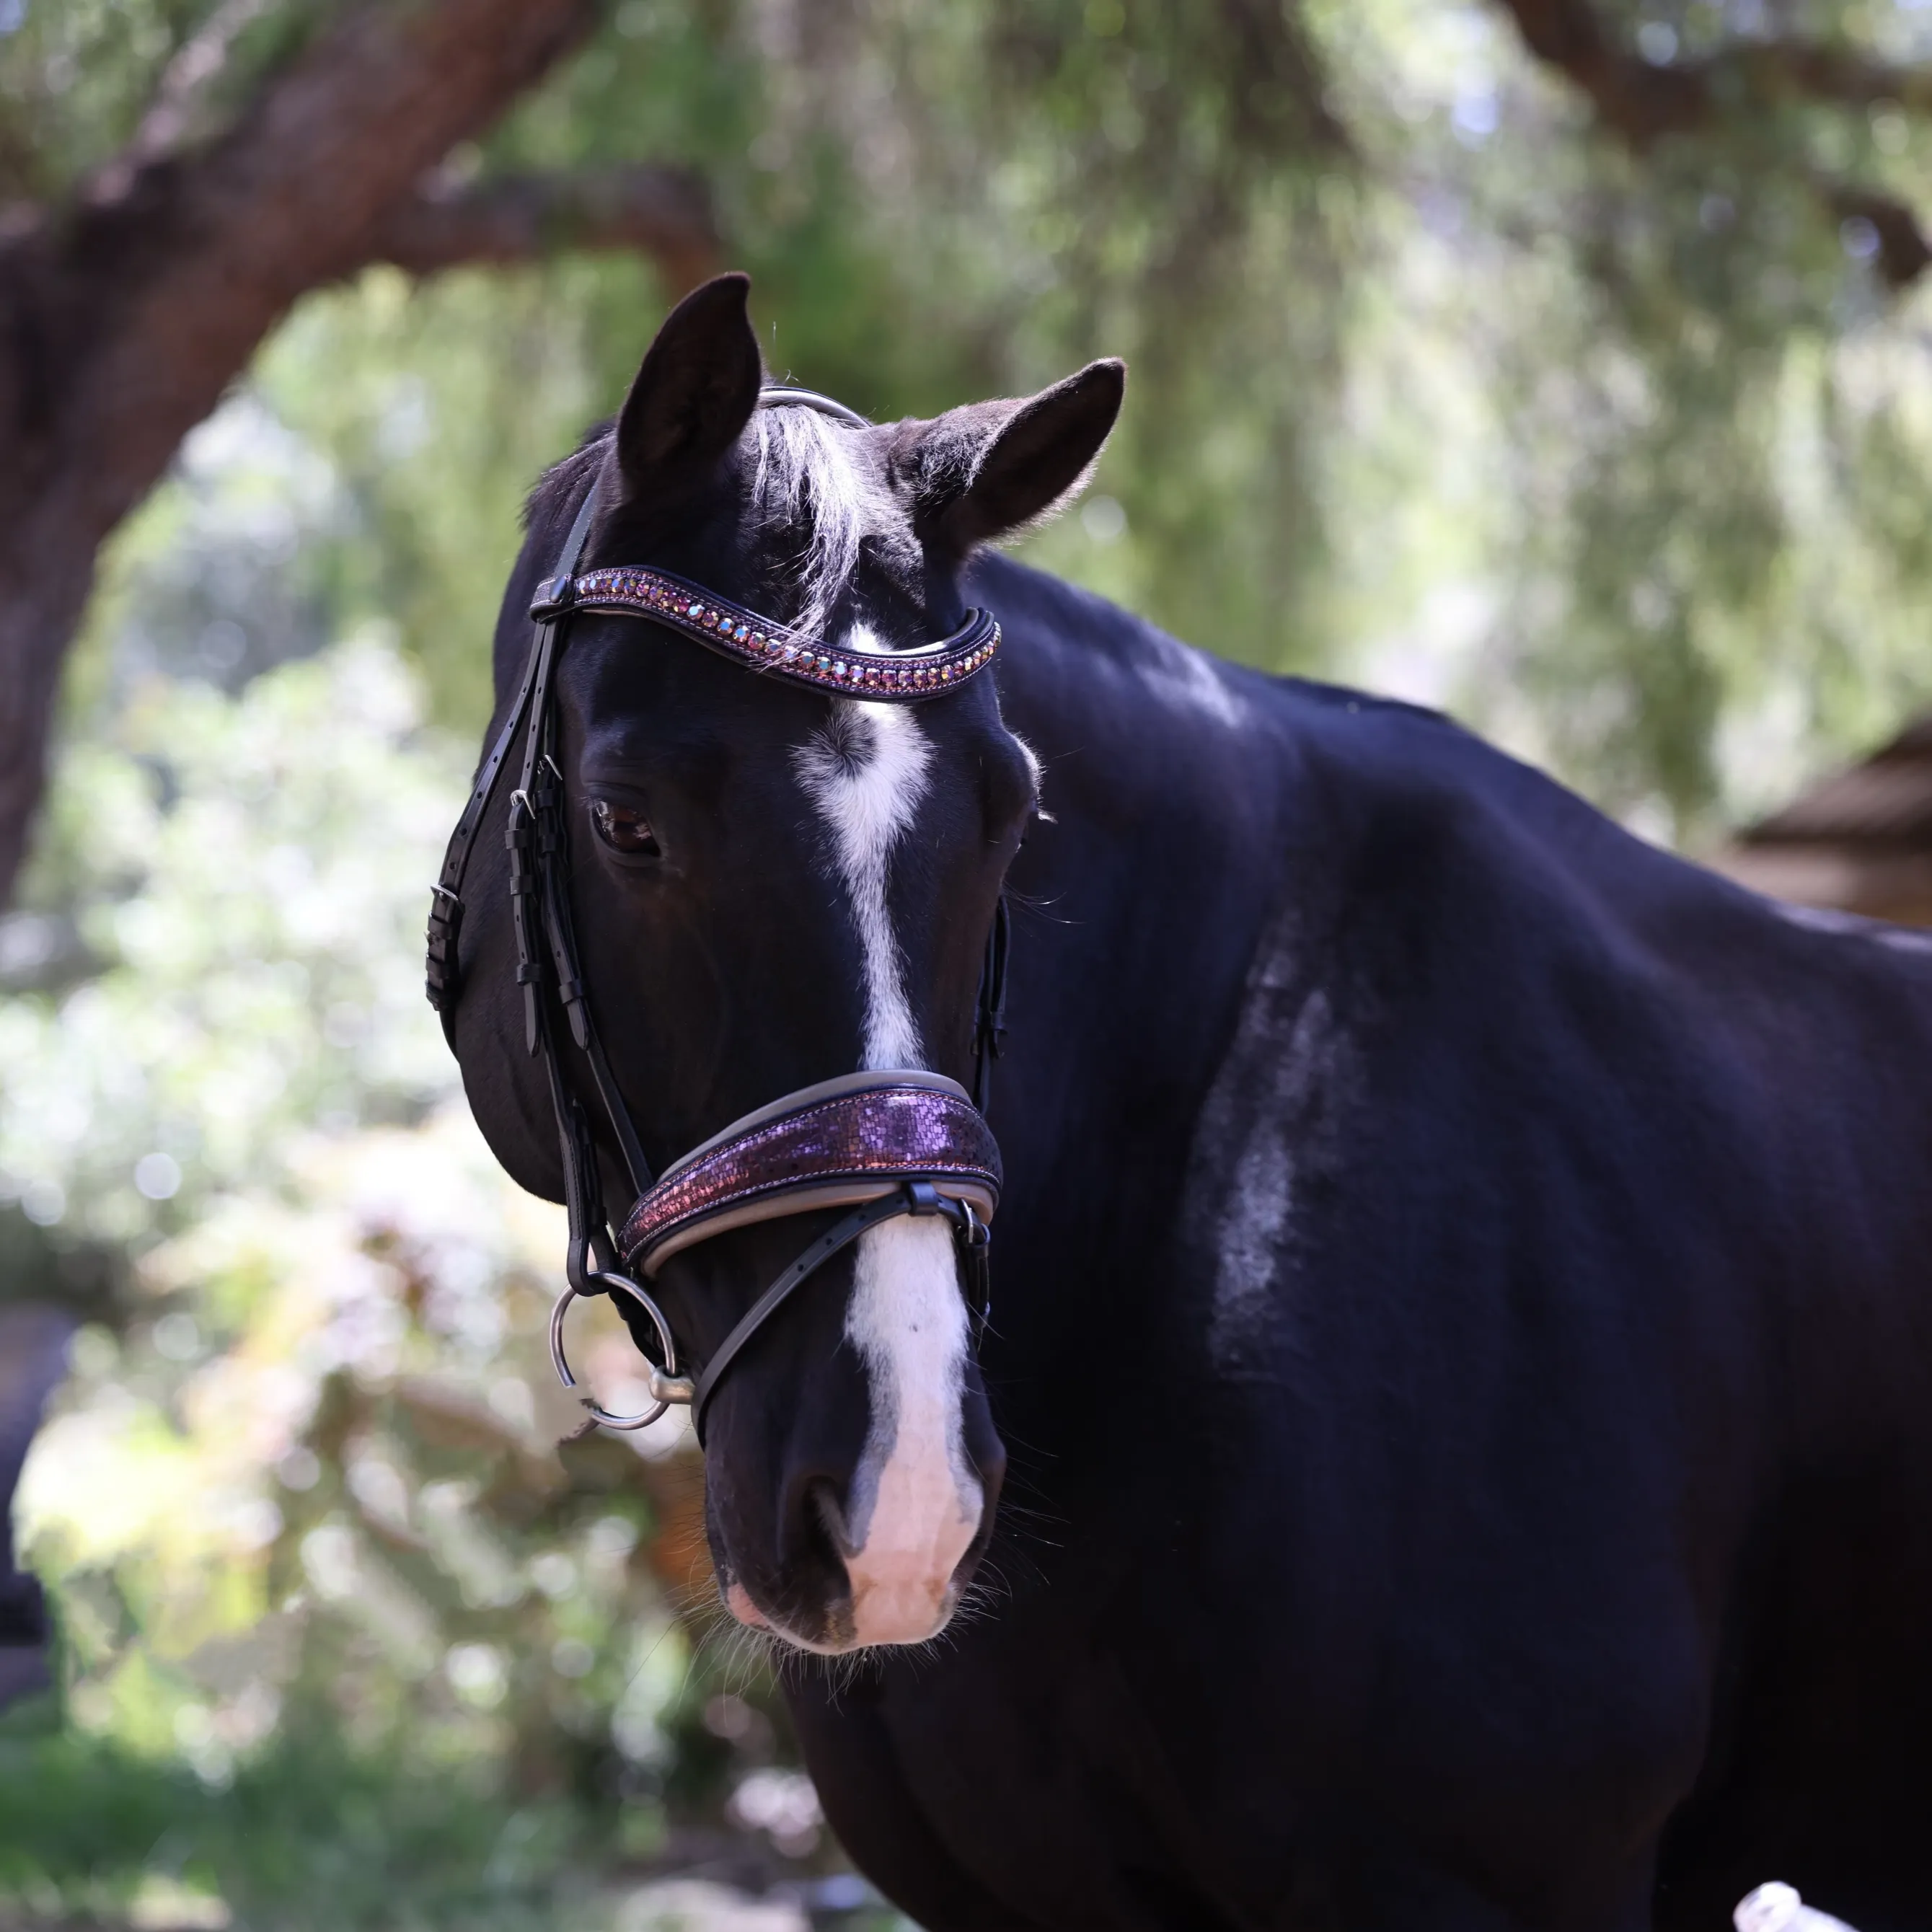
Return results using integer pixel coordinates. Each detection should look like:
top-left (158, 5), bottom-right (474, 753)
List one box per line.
top-left (425, 390), bottom-right (1012, 1445)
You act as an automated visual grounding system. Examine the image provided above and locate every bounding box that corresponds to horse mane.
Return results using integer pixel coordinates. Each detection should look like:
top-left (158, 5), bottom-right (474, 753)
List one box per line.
top-left (522, 424), bottom-right (610, 539)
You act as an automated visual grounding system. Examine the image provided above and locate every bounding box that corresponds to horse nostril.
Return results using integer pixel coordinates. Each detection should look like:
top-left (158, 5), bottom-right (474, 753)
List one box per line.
top-left (805, 1478), bottom-right (852, 1577)
top-left (777, 1471), bottom-right (854, 1602)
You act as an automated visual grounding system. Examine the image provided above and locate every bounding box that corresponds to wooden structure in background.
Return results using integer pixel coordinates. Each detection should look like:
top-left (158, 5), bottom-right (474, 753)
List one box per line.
top-left (1719, 717), bottom-right (1932, 927)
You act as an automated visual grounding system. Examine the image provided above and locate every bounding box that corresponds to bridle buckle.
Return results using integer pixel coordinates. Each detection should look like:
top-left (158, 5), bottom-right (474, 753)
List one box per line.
top-left (528, 575), bottom-right (577, 621)
top-left (904, 1179), bottom-right (988, 1248)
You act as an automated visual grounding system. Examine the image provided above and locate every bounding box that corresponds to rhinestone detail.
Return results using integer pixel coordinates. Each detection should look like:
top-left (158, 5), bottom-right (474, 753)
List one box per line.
top-left (559, 563), bottom-right (1002, 702)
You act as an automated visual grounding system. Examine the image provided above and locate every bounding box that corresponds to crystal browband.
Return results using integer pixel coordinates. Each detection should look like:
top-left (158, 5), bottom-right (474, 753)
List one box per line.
top-left (531, 564), bottom-right (1001, 701)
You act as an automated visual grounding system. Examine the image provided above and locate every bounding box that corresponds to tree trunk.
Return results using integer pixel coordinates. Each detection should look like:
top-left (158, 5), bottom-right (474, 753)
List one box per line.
top-left (0, 0), bottom-right (712, 907)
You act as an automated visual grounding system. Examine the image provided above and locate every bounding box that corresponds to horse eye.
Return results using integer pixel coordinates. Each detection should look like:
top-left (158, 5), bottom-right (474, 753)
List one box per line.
top-left (590, 800), bottom-right (659, 856)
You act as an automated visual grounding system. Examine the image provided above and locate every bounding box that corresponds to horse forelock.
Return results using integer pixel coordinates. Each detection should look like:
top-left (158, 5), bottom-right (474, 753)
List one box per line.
top-left (521, 405), bottom-right (917, 645)
top-left (749, 405), bottom-right (912, 639)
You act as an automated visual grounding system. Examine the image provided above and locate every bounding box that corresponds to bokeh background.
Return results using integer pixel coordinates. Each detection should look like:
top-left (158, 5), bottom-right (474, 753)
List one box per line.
top-left (8, 1), bottom-right (1932, 1926)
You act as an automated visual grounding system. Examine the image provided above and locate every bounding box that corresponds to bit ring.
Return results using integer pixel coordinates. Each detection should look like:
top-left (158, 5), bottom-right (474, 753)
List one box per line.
top-left (549, 1270), bottom-right (694, 1432)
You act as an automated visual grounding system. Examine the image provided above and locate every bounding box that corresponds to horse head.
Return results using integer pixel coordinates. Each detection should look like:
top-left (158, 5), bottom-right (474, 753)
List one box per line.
top-left (447, 274), bottom-right (1123, 1653)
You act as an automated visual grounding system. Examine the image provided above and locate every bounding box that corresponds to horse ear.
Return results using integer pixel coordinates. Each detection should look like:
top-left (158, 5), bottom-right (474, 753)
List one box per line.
top-left (614, 273), bottom-right (764, 487)
top-left (896, 360), bottom-right (1126, 555)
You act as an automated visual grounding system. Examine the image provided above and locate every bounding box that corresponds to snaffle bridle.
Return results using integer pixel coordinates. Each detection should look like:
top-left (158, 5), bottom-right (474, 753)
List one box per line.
top-left (425, 389), bottom-right (1011, 1444)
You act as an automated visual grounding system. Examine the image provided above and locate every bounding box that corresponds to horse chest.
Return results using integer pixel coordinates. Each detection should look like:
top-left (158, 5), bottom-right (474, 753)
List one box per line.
top-left (796, 1618), bottom-right (1313, 1929)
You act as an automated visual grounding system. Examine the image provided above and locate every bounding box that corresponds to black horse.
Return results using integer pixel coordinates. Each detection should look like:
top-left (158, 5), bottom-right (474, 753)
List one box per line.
top-left (447, 275), bottom-right (1932, 1931)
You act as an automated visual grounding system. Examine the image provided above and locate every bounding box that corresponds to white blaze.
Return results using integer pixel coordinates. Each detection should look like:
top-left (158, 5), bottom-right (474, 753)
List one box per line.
top-left (792, 674), bottom-right (930, 1069)
top-left (841, 1214), bottom-right (979, 1643)
top-left (792, 669), bottom-right (984, 1645)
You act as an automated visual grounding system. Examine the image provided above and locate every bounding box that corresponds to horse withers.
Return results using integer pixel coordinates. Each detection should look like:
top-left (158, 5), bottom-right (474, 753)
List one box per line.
top-left (442, 275), bottom-right (1932, 1931)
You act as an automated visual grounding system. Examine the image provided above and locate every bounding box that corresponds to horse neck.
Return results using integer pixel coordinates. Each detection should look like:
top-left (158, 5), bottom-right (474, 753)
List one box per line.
top-left (972, 555), bottom-right (1297, 1348)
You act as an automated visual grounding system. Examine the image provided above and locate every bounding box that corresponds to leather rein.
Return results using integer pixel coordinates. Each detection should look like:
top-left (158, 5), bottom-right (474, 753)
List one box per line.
top-left (425, 390), bottom-right (1011, 1445)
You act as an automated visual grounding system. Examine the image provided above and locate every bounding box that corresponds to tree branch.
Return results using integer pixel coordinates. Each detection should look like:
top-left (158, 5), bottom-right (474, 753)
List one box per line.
top-left (57, 0), bottom-right (600, 505)
top-left (0, 0), bottom-right (609, 905)
top-left (363, 164), bottom-right (720, 294)
top-left (1497, 0), bottom-right (1709, 147)
top-left (1494, 0), bottom-right (1932, 286)
top-left (1505, 0), bottom-right (1932, 145)
top-left (1830, 184), bottom-right (1932, 288)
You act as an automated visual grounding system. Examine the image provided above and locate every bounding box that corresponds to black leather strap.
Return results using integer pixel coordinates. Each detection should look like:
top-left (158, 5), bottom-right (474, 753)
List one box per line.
top-left (425, 484), bottom-right (601, 1039)
top-left (528, 665), bottom-right (653, 1196)
top-left (689, 1181), bottom-right (984, 1444)
top-left (972, 893), bottom-right (1010, 1116)
top-left (691, 1192), bottom-right (907, 1443)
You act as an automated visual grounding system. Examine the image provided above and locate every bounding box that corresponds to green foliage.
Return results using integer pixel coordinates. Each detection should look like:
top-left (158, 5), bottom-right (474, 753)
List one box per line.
top-left (4, 638), bottom-right (819, 1926)
top-left (0, 1713), bottom-right (592, 1932)
top-left (0, 0), bottom-right (330, 201)
top-left (19, 0), bottom-right (1932, 826)
top-left (30, 0), bottom-right (1922, 836)
top-left (1, 638), bottom-right (455, 1248)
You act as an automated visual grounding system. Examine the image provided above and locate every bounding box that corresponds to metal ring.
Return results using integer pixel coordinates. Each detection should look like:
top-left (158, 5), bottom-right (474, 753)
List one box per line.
top-left (548, 1270), bottom-right (695, 1432)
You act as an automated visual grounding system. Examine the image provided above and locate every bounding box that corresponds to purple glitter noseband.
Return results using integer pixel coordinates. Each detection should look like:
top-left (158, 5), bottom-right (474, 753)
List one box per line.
top-left (428, 386), bottom-right (1012, 1447)
top-left (621, 1072), bottom-right (1001, 1275)
top-left (551, 1073), bottom-right (999, 1441)
top-left (553, 1071), bottom-right (1000, 1441)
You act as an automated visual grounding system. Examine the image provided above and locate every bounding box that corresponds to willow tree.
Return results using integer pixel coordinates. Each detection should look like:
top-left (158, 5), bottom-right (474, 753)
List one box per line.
top-left (16, 0), bottom-right (1932, 896)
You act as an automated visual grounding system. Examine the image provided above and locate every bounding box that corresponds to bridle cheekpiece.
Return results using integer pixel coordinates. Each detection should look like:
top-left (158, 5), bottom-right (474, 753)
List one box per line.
top-left (426, 389), bottom-right (1011, 1445)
